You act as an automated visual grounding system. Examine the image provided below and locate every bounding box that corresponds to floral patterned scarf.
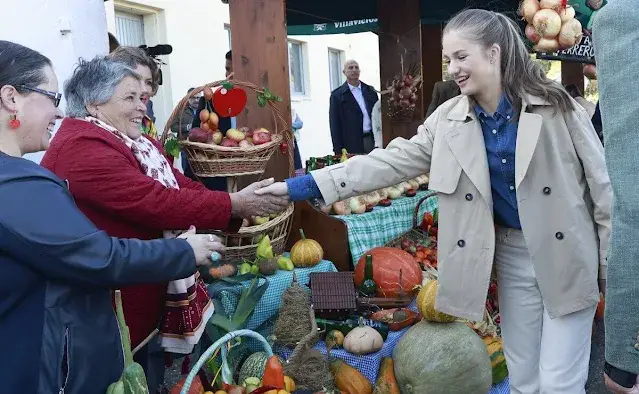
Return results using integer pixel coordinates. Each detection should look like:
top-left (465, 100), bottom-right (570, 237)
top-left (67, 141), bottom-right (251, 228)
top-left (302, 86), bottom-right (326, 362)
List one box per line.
top-left (83, 116), bottom-right (214, 355)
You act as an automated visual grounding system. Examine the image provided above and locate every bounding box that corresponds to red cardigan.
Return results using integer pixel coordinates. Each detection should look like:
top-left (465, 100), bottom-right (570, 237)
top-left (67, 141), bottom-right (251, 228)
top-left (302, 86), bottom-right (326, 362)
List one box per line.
top-left (41, 118), bottom-right (238, 347)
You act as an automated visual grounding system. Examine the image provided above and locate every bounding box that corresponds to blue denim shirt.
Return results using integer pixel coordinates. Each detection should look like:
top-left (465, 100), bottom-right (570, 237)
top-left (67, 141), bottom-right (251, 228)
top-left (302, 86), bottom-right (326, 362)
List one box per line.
top-left (286, 174), bottom-right (322, 201)
top-left (474, 95), bottom-right (521, 230)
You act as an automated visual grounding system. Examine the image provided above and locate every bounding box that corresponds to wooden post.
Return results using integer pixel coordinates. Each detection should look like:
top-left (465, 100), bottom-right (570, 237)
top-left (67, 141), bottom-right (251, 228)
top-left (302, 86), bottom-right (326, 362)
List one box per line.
top-left (420, 24), bottom-right (444, 116)
top-left (378, 0), bottom-right (424, 146)
top-left (229, 0), bottom-right (292, 186)
top-left (561, 61), bottom-right (584, 93)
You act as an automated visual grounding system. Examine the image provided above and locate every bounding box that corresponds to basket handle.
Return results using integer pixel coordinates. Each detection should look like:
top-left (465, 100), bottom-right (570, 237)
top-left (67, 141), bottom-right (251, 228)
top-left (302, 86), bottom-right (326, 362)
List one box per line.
top-left (412, 190), bottom-right (438, 229)
top-left (180, 329), bottom-right (274, 394)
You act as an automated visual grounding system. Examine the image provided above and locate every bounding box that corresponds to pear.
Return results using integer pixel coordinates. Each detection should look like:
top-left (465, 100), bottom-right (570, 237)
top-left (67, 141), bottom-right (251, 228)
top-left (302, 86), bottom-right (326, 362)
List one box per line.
top-left (276, 255), bottom-right (294, 271)
top-left (252, 216), bottom-right (270, 226)
top-left (256, 235), bottom-right (274, 260)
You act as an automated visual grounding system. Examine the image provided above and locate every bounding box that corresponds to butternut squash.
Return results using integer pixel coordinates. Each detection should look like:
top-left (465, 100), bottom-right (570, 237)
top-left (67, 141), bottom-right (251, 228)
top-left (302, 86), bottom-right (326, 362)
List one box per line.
top-left (372, 358), bottom-right (400, 394)
top-left (330, 358), bottom-right (372, 394)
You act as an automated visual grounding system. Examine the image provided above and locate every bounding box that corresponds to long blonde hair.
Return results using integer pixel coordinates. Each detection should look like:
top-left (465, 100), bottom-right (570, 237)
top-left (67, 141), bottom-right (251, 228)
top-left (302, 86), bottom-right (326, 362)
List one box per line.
top-left (444, 9), bottom-right (574, 114)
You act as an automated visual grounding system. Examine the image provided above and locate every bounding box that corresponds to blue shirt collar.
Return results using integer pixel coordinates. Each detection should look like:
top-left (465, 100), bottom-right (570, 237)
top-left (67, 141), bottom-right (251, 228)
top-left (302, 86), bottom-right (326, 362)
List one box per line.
top-left (474, 94), bottom-right (514, 120)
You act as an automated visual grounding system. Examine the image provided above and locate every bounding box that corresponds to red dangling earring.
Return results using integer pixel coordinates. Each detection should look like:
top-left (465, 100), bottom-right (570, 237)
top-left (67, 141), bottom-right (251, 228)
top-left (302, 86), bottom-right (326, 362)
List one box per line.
top-left (9, 112), bottom-right (20, 129)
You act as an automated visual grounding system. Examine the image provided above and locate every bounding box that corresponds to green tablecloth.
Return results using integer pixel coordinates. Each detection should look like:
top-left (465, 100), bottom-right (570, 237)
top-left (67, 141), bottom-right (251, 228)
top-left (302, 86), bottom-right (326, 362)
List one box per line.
top-left (335, 190), bottom-right (438, 266)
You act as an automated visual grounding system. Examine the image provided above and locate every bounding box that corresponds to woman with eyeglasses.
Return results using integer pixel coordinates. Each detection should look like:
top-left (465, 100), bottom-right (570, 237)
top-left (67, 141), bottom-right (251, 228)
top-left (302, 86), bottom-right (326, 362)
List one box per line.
top-left (0, 40), bottom-right (226, 394)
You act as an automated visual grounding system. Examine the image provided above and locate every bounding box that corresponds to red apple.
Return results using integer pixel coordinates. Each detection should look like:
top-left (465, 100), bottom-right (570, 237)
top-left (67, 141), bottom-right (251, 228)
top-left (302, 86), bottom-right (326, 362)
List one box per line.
top-left (220, 138), bottom-right (239, 147)
top-left (252, 131), bottom-right (272, 145)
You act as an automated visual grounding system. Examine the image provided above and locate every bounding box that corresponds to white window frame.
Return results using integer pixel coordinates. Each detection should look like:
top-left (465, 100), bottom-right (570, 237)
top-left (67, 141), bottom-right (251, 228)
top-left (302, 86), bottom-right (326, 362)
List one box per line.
top-left (288, 40), bottom-right (308, 97)
top-left (114, 11), bottom-right (146, 47)
top-left (328, 48), bottom-right (346, 91)
top-left (224, 24), bottom-right (231, 50)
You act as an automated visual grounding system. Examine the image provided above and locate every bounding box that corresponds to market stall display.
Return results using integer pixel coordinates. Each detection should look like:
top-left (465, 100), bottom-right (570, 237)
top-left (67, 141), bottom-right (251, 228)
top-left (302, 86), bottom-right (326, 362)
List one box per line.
top-left (162, 81), bottom-right (295, 262)
top-left (163, 81), bottom-right (292, 177)
top-left (334, 189), bottom-right (438, 266)
top-left (209, 258), bottom-right (338, 334)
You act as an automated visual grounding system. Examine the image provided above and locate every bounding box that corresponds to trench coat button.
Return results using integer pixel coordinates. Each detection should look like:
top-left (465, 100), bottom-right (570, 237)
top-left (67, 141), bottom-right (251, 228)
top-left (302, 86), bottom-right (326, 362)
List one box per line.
top-left (555, 232), bottom-right (564, 240)
top-left (465, 193), bottom-right (473, 201)
top-left (340, 182), bottom-right (346, 188)
top-left (457, 239), bottom-right (466, 247)
top-left (543, 187), bottom-right (551, 195)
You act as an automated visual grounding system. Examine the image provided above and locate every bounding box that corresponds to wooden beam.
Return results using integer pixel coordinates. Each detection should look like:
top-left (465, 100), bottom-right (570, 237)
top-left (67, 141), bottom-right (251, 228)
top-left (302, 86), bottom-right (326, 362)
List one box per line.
top-left (561, 61), bottom-right (584, 93)
top-left (229, 0), bottom-right (293, 186)
top-left (378, 0), bottom-right (424, 147)
top-left (420, 24), bottom-right (444, 116)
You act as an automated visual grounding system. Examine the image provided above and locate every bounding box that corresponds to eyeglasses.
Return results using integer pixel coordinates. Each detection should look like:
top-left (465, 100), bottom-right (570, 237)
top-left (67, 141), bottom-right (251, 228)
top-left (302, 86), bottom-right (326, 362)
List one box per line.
top-left (18, 85), bottom-right (62, 107)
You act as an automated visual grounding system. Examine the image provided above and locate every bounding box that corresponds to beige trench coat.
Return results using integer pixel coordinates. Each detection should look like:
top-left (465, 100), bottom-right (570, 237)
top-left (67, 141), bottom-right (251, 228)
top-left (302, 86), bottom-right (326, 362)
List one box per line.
top-left (311, 94), bottom-right (611, 322)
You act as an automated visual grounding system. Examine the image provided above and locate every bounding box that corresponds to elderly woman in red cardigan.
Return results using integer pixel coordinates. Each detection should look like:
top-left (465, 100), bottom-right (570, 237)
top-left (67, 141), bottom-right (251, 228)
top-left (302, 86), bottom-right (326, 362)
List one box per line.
top-left (41, 57), bottom-right (288, 391)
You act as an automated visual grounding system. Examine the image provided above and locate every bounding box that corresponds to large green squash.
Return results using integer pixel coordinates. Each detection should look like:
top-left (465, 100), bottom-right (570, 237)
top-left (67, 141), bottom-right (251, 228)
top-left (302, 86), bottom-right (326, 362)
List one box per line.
top-left (392, 321), bottom-right (492, 394)
top-left (238, 352), bottom-right (285, 385)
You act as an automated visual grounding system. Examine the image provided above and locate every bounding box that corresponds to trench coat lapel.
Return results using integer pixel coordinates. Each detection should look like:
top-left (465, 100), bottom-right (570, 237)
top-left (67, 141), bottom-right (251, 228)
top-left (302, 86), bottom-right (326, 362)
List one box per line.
top-left (445, 98), bottom-right (492, 206)
top-left (515, 111), bottom-right (543, 188)
top-left (515, 95), bottom-right (547, 188)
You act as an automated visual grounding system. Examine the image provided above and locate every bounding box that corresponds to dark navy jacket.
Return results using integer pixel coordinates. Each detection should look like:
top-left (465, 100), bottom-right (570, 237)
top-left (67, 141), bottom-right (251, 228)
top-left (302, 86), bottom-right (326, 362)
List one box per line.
top-left (0, 153), bottom-right (196, 393)
top-left (329, 81), bottom-right (379, 155)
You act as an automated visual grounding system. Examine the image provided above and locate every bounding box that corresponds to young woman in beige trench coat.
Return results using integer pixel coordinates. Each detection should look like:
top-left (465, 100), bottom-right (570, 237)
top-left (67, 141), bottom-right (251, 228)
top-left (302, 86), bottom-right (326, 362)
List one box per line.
top-left (258, 9), bottom-right (612, 394)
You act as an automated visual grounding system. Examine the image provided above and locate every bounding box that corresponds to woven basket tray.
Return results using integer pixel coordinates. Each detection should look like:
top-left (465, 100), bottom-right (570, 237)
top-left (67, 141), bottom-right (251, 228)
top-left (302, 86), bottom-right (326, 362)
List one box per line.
top-left (162, 80), bottom-right (294, 177)
top-left (199, 203), bottom-right (294, 261)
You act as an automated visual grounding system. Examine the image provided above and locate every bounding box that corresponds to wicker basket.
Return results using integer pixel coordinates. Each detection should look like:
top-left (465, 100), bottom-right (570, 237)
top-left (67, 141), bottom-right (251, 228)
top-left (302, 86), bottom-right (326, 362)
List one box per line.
top-left (199, 202), bottom-right (294, 261)
top-left (385, 190), bottom-right (437, 248)
top-left (162, 80), bottom-right (294, 177)
top-left (180, 329), bottom-right (274, 393)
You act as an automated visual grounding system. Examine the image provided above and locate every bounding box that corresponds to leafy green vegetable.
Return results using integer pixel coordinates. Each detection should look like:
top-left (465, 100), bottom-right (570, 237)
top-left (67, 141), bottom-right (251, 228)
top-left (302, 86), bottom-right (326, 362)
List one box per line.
top-left (256, 87), bottom-right (283, 107)
top-left (164, 137), bottom-right (180, 158)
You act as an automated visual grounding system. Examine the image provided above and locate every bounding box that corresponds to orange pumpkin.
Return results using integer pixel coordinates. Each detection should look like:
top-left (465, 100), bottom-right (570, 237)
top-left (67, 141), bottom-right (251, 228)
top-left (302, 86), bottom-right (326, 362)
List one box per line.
top-left (290, 229), bottom-right (324, 267)
top-left (354, 247), bottom-right (421, 298)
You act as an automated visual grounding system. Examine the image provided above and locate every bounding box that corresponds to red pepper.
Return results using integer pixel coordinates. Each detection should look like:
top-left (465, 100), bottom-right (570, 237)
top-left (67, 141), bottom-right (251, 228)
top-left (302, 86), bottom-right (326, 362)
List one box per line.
top-left (421, 212), bottom-right (434, 231)
top-left (247, 386), bottom-right (280, 394)
top-left (261, 356), bottom-right (285, 389)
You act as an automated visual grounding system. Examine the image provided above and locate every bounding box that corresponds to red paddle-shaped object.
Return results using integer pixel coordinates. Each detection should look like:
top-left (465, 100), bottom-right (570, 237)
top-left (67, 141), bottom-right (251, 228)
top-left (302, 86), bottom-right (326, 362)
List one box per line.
top-left (213, 81), bottom-right (247, 118)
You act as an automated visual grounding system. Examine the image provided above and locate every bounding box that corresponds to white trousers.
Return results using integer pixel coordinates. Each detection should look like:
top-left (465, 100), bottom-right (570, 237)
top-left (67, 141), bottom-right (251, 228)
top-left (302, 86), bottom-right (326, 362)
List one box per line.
top-left (495, 228), bottom-right (595, 394)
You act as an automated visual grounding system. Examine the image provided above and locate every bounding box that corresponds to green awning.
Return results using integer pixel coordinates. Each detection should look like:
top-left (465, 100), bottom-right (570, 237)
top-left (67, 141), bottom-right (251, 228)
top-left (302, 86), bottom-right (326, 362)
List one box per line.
top-left (288, 18), bottom-right (379, 35)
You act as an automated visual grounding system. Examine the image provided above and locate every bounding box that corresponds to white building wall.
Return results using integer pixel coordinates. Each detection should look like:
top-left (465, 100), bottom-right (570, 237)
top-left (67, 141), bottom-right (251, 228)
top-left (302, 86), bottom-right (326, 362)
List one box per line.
top-left (1, 0), bottom-right (380, 165)
top-left (288, 33), bottom-right (380, 163)
top-left (106, 0), bottom-right (380, 165)
top-left (1, 0), bottom-right (109, 163)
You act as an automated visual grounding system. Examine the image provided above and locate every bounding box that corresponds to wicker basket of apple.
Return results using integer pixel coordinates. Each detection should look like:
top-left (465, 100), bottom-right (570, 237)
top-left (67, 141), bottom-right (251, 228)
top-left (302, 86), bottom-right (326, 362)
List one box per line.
top-left (162, 80), bottom-right (294, 177)
top-left (162, 80), bottom-right (296, 260)
top-left (319, 174), bottom-right (429, 215)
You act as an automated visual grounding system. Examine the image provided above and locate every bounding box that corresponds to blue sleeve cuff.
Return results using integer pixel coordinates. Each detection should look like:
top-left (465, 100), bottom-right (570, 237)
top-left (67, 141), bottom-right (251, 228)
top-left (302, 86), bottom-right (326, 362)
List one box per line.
top-left (286, 174), bottom-right (322, 201)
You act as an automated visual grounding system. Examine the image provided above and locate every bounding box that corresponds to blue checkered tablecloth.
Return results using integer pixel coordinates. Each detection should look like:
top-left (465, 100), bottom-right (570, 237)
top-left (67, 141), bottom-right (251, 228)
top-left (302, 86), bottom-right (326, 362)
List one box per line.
top-left (272, 299), bottom-right (509, 393)
top-left (275, 329), bottom-right (509, 393)
top-left (209, 258), bottom-right (337, 332)
top-left (334, 190), bottom-right (438, 266)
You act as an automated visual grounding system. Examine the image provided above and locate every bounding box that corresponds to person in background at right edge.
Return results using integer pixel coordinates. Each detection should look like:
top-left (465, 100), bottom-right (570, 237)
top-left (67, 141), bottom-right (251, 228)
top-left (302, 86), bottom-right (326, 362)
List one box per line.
top-left (592, 1), bottom-right (639, 393)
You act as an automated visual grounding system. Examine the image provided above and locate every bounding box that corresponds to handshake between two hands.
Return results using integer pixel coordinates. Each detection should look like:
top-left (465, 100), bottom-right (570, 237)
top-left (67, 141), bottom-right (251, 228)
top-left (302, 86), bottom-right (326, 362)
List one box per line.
top-left (179, 179), bottom-right (290, 266)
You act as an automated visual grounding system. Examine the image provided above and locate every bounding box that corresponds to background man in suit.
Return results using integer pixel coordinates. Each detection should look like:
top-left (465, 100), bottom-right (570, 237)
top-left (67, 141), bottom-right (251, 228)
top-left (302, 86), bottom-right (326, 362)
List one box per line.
top-left (593, 1), bottom-right (639, 392)
top-left (329, 59), bottom-right (379, 154)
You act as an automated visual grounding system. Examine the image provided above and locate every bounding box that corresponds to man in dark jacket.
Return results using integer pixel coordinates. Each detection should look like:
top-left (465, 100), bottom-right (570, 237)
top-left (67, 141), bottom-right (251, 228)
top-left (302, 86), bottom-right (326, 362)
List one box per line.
top-left (187, 50), bottom-right (233, 191)
top-left (329, 59), bottom-right (379, 155)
